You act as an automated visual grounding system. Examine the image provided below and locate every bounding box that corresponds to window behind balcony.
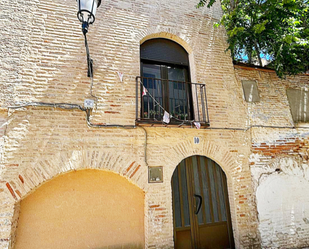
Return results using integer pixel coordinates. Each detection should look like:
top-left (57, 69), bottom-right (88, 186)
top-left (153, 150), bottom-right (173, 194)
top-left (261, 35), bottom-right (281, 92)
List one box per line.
top-left (140, 38), bottom-right (193, 122)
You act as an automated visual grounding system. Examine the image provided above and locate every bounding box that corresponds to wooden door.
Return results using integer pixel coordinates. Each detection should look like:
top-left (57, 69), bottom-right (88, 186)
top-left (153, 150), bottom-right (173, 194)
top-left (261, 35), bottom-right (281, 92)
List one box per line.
top-left (172, 156), bottom-right (235, 249)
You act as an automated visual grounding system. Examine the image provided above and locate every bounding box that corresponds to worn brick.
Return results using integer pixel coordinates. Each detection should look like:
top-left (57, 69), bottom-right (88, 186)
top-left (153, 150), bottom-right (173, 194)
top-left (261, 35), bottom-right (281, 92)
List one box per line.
top-left (0, 0), bottom-right (308, 248)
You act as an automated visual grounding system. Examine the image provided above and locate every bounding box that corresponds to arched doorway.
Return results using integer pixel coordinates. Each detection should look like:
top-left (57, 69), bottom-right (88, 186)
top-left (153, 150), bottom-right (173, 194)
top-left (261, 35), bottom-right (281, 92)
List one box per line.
top-left (171, 156), bottom-right (234, 249)
top-left (14, 170), bottom-right (145, 249)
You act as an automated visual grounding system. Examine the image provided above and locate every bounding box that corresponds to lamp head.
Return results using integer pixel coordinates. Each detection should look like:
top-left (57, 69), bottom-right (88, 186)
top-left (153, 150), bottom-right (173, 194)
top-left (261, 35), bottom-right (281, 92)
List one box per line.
top-left (77, 0), bottom-right (101, 33)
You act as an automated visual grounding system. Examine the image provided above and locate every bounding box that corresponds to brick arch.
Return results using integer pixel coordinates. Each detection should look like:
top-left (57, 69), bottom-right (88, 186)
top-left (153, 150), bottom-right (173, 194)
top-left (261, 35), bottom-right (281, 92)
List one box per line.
top-left (136, 30), bottom-right (198, 93)
top-left (164, 139), bottom-right (239, 247)
top-left (5, 149), bottom-right (147, 203)
top-left (166, 138), bottom-right (237, 201)
top-left (139, 32), bottom-right (193, 54)
top-left (164, 139), bottom-right (237, 180)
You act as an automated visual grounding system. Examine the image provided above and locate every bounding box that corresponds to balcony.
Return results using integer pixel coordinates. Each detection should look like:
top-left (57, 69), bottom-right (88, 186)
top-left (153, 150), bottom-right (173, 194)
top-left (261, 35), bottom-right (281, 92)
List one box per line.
top-left (136, 76), bottom-right (210, 127)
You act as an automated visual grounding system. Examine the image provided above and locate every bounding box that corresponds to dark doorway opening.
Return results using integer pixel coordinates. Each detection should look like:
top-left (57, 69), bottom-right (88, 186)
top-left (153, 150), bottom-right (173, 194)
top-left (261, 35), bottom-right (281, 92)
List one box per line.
top-left (171, 156), bottom-right (235, 249)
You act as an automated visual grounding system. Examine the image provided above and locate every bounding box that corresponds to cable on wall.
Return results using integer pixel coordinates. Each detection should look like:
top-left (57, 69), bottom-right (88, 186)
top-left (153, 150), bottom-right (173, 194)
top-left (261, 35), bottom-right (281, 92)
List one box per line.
top-left (5, 102), bottom-right (309, 169)
top-left (5, 102), bottom-right (149, 167)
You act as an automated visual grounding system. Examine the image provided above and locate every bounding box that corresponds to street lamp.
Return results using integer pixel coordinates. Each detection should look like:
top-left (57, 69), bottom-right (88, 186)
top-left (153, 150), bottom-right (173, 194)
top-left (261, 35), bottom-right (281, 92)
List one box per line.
top-left (76, 0), bottom-right (101, 77)
top-left (77, 0), bottom-right (101, 34)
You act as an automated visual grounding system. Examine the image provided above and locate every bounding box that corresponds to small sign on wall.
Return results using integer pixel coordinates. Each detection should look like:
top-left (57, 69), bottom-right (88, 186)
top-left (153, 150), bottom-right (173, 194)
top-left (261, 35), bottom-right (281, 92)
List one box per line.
top-left (84, 99), bottom-right (95, 109)
top-left (148, 166), bottom-right (163, 183)
top-left (194, 137), bottom-right (200, 144)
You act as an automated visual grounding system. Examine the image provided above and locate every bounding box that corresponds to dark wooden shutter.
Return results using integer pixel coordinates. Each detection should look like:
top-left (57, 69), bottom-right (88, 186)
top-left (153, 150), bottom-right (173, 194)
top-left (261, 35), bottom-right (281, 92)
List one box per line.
top-left (140, 38), bottom-right (189, 66)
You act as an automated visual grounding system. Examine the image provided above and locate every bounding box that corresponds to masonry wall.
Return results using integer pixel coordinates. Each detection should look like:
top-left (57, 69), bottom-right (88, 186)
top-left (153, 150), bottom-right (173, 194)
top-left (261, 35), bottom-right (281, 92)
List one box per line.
top-left (235, 66), bottom-right (309, 248)
top-left (0, 0), bottom-right (296, 248)
top-left (0, 113), bottom-right (258, 248)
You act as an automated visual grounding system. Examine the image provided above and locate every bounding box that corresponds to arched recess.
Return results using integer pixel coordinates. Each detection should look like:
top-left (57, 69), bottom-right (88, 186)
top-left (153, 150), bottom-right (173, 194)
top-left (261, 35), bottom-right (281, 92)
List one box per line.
top-left (165, 139), bottom-right (237, 182)
top-left (171, 155), bottom-right (235, 249)
top-left (13, 169), bottom-right (145, 249)
top-left (3, 150), bottom-right (148, 249)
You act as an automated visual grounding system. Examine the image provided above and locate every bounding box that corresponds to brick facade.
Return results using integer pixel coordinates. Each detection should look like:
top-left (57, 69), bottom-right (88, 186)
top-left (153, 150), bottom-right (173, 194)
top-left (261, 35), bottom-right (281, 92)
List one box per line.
top-left (235, 66), bottom-right (309, 248)
top-left (0, 0), bottom-right (309, 248)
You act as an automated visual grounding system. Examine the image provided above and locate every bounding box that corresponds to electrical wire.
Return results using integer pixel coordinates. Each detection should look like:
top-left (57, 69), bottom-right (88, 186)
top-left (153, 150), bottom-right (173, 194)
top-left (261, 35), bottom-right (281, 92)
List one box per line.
top-left (83, 32), bottom-right (98, 100)
top-left (6, 103), bottom-right (149, 166)
top-left (7, 102), bottom-right (86, 111)
top-left (85, 109), bottom-right (136, 129)
top-left (6, 102), bottom-right (305, 131)
top-left (85, 109), bottom-right (149, 166)
top-left (5, 102), bottom-right (309, 169)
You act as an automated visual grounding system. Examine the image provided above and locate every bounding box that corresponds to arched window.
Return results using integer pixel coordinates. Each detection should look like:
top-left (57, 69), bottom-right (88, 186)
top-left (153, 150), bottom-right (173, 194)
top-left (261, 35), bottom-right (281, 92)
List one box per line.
top-left (139, 38), bottom-right (194, 123)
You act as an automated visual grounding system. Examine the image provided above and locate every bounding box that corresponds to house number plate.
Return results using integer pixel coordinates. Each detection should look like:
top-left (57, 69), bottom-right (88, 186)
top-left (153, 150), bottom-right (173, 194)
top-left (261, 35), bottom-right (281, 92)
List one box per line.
top-left (194, 137), bottom-right (200, 144)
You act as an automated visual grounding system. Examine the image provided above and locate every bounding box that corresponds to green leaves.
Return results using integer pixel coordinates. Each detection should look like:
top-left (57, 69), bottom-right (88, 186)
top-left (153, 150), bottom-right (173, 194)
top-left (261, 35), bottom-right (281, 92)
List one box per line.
top-left (283, 0), bottom-right (296, 4)
top-left (196, 0), bottom-right (217, 8)
top-left (228, 27), bottom-right (245, 37)
top-left (197, 0), bottom-right (309, 77)
top-left (253, 20), bottom-right (269, 34)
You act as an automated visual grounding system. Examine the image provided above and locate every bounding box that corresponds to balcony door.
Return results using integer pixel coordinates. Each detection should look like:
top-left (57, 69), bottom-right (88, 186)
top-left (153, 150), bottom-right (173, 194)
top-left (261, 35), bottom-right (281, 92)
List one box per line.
top-left (140, 38), bottom-right (193, 122)
top-left (172, 156), bottom-right (235, 249)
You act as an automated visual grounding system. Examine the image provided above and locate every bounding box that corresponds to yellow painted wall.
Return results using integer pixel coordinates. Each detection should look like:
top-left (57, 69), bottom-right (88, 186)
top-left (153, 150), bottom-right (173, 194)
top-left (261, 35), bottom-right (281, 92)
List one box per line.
top-left (14, 170), bottom-right (145, 249)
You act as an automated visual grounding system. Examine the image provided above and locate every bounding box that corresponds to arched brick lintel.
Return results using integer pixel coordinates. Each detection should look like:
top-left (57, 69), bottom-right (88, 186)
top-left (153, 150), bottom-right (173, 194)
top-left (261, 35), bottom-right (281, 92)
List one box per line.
top-left (139, 32), bottom-right (193, 54)
top-left (4, 150), bottom-right (147, 204)
top-left (137, 30), bottom-right (198, 97)
top-left (165, 139), bottom-right (238, 207)
top-left (163, 139), bottom-right (240, 248)
top-left (166, 139), bottom-right (238, 181)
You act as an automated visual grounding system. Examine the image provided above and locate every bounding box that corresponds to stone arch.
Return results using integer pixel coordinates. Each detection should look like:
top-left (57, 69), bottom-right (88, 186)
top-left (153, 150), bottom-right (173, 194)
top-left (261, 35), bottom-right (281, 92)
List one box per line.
top-left (167, 139), bottom-right (237, 206)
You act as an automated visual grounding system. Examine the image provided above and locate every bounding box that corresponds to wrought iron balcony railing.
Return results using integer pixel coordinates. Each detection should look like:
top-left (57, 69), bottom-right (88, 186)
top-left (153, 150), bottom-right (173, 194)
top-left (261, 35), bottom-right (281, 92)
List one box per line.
top-left (136, 76), bottom-right (209, 127)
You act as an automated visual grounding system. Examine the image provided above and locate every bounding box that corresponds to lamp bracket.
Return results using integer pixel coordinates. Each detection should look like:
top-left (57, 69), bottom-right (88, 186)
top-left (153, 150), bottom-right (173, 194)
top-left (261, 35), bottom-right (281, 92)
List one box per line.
top-left (82, 21), bottom-right (89, 35)
top-left (88, 58), bottom-right (93, 78)
top-left (83, 32), bottom-right (93, 78)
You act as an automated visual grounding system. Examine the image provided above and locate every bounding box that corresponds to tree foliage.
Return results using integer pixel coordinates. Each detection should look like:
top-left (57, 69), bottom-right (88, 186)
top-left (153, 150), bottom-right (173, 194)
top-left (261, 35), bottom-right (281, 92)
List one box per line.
top-left (198, 0), bottom-right (309, 77)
